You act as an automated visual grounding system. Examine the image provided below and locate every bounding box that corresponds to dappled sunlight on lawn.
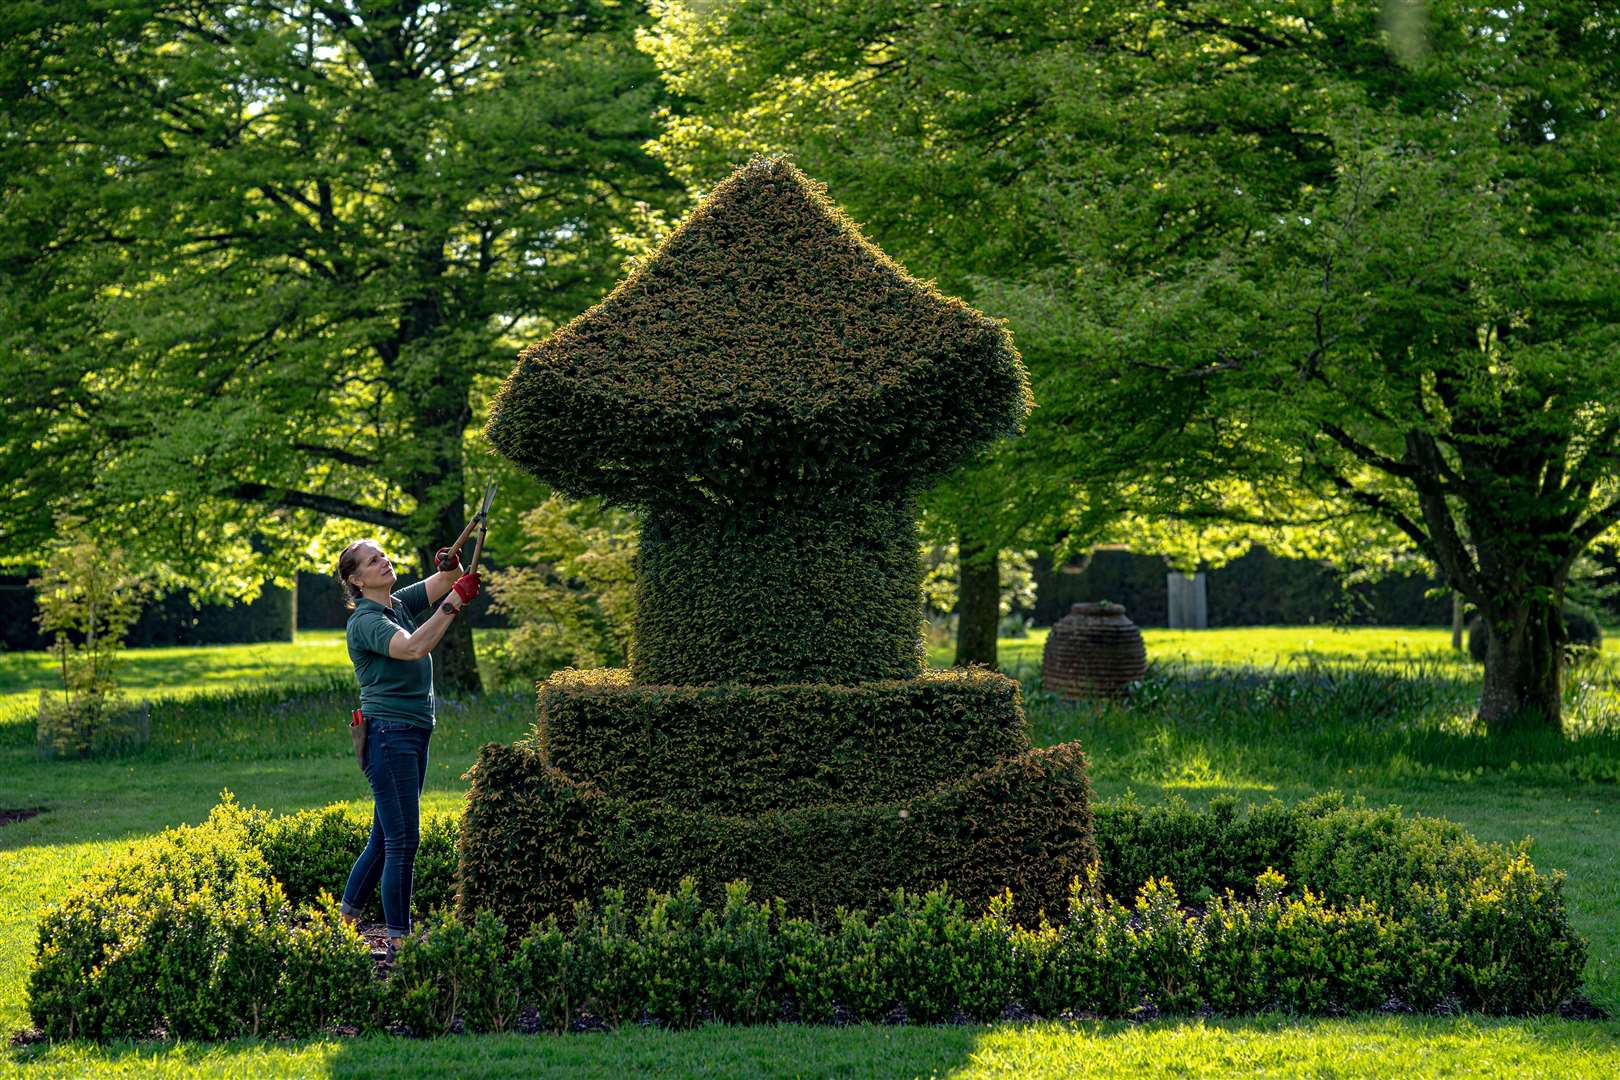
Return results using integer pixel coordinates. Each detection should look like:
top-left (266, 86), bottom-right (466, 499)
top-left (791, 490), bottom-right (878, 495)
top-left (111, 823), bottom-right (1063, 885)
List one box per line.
top-left (951, 1016), bottom-right (1620, 1078)
top-left (929, 625), bottom-right (1491, 674)
top-left (7, 1017), bottom-right (1620, 1078)
top-left (0, 628), bottom-right (510, 739)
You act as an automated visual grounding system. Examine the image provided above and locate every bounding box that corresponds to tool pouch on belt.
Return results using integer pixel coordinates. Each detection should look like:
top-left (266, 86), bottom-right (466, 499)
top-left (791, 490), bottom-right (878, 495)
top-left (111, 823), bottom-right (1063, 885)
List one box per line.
top-left (350, 707), bottom-right (367, 772)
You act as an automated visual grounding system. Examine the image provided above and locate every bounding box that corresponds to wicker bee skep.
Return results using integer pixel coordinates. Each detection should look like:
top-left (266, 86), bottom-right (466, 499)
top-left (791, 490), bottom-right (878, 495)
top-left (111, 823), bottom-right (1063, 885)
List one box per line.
top-left (1042, 602), bottom-right (1147, 698)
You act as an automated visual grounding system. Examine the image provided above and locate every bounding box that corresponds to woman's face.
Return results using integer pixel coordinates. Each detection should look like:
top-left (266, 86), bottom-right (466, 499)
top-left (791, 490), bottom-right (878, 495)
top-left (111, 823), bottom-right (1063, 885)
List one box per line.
top-left (349, 541), bottom-right (397, 592)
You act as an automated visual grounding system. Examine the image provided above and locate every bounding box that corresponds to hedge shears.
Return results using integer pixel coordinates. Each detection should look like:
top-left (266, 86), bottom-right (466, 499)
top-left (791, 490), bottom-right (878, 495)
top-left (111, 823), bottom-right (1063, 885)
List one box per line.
top-left (437, 480), bottom-right (497, 574)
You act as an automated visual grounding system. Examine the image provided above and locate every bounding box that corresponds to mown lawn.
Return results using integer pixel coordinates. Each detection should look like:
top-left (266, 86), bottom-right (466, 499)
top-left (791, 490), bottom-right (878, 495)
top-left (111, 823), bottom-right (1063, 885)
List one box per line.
top-left (4, 625), bottom-right (1620, 1077)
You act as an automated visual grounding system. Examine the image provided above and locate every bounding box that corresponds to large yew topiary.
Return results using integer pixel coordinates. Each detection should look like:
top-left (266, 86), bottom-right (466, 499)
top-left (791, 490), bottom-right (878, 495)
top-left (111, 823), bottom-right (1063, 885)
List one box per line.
top-left (485, 155), bottom-right (1030, 685)
top-left (469, 155), bottom-right (1090, 925)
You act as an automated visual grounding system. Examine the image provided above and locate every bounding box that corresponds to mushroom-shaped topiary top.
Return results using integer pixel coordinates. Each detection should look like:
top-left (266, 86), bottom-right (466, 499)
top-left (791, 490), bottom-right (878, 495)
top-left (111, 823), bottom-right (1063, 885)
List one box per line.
top-left (485, 155), bottom-right (1032, 512)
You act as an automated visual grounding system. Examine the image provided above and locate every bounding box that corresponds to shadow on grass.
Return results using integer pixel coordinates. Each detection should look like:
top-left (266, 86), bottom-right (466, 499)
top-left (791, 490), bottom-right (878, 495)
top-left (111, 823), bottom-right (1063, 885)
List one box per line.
top-left (9, 1016), bottom-right (1620, 1079)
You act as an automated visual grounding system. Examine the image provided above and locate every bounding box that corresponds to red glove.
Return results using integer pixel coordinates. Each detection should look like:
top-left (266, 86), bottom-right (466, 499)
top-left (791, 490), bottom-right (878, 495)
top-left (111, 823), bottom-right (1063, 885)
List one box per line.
top-left (452, 571), bottom-right (481, 604)
top-left (435, 547), bottom-right (463, 573)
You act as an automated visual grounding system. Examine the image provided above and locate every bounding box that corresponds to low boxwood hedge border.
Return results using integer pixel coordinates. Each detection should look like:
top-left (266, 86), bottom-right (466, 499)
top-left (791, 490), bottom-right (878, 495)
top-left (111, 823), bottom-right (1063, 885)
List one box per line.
top-left (26, 790), bottom-right (1592, 1041)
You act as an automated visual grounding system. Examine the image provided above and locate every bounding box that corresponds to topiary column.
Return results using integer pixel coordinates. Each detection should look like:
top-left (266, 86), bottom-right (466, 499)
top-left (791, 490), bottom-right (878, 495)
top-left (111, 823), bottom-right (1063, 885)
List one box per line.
top-left (465, 156), bottom-right (1094, 926)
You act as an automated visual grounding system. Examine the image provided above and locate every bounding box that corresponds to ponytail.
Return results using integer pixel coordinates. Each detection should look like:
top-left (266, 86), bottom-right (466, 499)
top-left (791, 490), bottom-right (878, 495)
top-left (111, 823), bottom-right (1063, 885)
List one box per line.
top-left (336, 539), bottom-right (371, 611)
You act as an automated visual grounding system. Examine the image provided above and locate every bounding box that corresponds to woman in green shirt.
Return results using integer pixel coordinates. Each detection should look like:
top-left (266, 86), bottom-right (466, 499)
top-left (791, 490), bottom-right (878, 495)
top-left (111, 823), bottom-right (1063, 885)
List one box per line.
top-left (335, 538), bottom-right (479, 946)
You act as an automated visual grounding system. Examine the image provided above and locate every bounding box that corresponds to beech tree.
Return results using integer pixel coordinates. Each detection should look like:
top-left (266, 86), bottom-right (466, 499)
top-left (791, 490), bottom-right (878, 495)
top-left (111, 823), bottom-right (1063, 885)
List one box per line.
top-left (1, 1), bottom-right (682, 691)
top-left (642, 1), bottom-right (1620, 731)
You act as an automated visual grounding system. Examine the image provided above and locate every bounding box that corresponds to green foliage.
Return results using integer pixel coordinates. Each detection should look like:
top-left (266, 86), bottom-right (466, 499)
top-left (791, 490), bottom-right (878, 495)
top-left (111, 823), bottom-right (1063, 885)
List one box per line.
top-left (1197, 871), bottom-right (1394, 1016)
top-left (634, 878), bottom-right (708, 1027)
top-left (30, 516), bottom-right (154, 759)
top-left (644, 0), bottom-right (1620, 733)
top-left (1289, 795), bottom-right (1505, 915)
top-left (276, 894), bottom-right (376, 1037)
top-left (1413, 853), bottom-right (1589, 1015)
top-left (485, 157), bottom-right (1033, 685)
top-left (253, 802), bottom-right (460, 922)
top-left (485, 156), bottom-right (1031, 514)
top-left (440, 864), bottom-right (1581, 1029)
top-left (256, 805), bottom-right (372, 915)
top-left (1, 1), bottom-right (680, 616)
top-left (873, 888), bottom-right (1017, 1023)
top-left (1041, 867), bottom-right (1146, 1019)
top-left (485, 494), bottom-right (639, 687)
top-left (633, 497), bottom-right (929, 685)
top-left (477, 149), bottom-right (1056, 967)
top-left (458, 740), bottom-right (1097, 930)
top-left (567, 887), bottom-right (642, 1027)
top-left (1092, 792), bottom-right (1532, 918)
top-left (509, 916), bottom-right (575, 1033)
top-left (537, 666), bottom-right (1028, 813)
top-left (27, 785), bottom-right (1589, 1042)
top-left (386, 908), bottom-right (521, 1037)
top-left (1092, 795), bottom-right (1302, 904)
top-left (701, 881), bottom-right (781, 1026)
top-left (1131, 878), bottom-right (1202, 1015)
top-left (24, 795), bottom-right (373, 1041)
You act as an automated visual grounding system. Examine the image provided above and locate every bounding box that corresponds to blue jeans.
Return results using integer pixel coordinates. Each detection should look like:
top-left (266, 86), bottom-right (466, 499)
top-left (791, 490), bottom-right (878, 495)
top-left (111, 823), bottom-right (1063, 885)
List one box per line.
top-left (341, 719), bottom-right (431, 937)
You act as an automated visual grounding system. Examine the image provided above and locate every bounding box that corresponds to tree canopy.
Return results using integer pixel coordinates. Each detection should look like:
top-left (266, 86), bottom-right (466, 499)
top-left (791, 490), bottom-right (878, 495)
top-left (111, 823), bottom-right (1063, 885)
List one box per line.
top-left (641, 0), bottom-right (1620, 730)
top-left (1, 0), bottom-right (683, 688)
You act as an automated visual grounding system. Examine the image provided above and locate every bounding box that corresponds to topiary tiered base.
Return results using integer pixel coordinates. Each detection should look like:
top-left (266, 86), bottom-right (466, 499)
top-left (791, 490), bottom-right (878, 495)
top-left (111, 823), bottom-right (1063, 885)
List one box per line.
top-left (458, 668), bottom-right (1097, 929)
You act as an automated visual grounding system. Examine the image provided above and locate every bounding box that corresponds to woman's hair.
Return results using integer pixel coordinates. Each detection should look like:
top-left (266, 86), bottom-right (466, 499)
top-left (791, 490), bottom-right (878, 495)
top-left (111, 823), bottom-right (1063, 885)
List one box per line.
top-left (336, 539), bottom-right (375, 611)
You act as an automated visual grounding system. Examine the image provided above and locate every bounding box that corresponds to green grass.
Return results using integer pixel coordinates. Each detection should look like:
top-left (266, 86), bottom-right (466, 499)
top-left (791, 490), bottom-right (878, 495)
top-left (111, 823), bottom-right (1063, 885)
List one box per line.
top-left (4, 625), bottom-right (1620, 1076)
top-left (0, 629), bottom-right (515, 732)
top-left (978, 624), bottom-right (1549, 678)
top-left (7, 1017), bottom-right (1620, 1078)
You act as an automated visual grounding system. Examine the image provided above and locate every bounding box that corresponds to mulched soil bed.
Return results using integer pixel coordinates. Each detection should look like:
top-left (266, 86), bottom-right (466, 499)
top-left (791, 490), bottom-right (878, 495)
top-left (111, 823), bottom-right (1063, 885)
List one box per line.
top-left (0, 808), bottom-right (45, 827)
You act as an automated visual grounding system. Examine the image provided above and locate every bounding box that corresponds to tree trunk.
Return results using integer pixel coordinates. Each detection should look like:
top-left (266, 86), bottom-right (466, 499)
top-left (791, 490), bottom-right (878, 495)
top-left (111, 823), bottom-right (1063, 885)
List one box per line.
top-left (1479, 602), bottom-right (1563, 736)
top-left (411, 359), bottom-right (482, 697)
top-left (955, 530), bottom-right (1000, 669)
top-left (1450, 592), bottom-right (1465, 651)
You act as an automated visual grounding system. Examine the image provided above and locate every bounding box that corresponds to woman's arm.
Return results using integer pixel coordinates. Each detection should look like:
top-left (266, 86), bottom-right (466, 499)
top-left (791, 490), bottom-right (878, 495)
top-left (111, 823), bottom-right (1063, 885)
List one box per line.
top-left (424, 545), bottom-right (470, 607)
top-left (385, 593), bottom-right (464, 661)
top-left (424, 568), bottom-right (458, 607)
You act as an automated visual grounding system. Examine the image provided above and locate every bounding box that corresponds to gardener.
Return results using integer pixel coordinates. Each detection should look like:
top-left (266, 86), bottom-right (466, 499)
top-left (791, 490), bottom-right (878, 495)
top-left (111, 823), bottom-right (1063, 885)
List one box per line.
top-left (334, 538), bottom-right (479, 948)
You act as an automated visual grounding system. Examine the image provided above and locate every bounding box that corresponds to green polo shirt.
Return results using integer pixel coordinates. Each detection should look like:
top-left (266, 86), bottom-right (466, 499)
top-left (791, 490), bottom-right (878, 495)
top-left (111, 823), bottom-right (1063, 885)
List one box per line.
top-left (346, 578), bottom-right (436, 730)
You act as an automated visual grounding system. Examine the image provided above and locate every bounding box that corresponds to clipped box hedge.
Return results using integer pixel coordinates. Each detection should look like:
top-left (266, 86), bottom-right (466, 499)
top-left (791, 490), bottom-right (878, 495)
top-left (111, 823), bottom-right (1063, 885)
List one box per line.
top-left (31, 790), bottom-right (1591, 1041)
top-left (459, 740), bottom-right (1097, 929)
top-left (27, 797), bottom-right (376, 1041)
top-left (537, 666), bottom-right (1029, 813)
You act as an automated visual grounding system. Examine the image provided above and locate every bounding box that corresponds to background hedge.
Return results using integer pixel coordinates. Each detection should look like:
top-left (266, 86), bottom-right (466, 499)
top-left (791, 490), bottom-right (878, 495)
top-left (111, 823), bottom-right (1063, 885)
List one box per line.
top-left (1093, 793), bottom-right (1520, 915)
top-left (536, 666), bottom-right (1027, 813)
top-left (458, 740), bottom-right (1097, 929)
